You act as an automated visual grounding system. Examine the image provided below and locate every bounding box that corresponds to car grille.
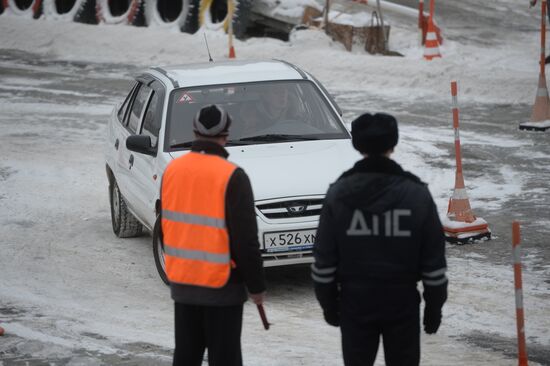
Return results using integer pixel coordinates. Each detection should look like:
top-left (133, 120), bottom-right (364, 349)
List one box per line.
top-left (256, 199), bottom-right (324, 219)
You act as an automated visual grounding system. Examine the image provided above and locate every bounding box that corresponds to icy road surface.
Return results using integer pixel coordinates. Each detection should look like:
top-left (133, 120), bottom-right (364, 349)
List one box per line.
top-left (1, 51), bottom-right (549, 365)
top-left (1, 0), bottom-right (550, 365)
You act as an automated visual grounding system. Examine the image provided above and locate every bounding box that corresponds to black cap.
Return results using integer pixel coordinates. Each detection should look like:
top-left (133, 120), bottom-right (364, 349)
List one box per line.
top-left (351, 113), bottom-right (398, 154)
top-left (193, 104), bottom-right (232, 137)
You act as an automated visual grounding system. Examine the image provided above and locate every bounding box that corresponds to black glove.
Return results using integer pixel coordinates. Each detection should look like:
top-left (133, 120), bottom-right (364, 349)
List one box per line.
top-left (323, 308), bottom-right (340, 327)
top-left (423, 306), bottom-right (442, 334)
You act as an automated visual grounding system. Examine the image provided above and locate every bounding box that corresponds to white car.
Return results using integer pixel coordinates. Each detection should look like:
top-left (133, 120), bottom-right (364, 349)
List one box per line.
top-left (104, 59), bottom-right (358, 284)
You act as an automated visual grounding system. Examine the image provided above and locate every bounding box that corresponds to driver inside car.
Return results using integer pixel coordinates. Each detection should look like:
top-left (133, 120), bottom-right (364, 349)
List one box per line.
top-left (238, 84), bottom-right (303, 135)
top-left (259, 84), bottom-right (292, 121)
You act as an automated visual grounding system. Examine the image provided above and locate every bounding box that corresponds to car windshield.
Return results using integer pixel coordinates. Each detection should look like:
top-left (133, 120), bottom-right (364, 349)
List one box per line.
top-left (165, 80), bottom-right (349, 150)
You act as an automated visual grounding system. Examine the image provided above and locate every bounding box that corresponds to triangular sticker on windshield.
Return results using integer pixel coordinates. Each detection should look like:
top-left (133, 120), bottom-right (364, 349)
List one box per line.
top-left (177, 92), bottom-right (194, 104)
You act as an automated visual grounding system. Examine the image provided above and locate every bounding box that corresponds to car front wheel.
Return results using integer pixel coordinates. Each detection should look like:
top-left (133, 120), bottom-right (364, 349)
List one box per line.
top-left (109, 180), bottom-right (143, 238)
top-left (153, 216), bottom-right (169, 285)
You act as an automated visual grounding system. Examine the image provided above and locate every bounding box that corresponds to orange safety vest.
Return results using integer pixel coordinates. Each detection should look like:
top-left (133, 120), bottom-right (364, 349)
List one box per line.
top-left (161, 151), bottom-right (237, 288)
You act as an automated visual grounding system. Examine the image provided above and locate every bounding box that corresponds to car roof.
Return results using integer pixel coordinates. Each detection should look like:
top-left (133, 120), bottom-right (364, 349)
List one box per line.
top-left (148, 59), bottom-right (310, 89)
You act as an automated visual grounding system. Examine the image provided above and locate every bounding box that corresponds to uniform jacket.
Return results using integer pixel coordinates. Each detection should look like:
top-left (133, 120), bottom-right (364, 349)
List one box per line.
top-left (163, 140), bottom-right (266, 306)
top-left (312, 156), bottom-right (447, 319)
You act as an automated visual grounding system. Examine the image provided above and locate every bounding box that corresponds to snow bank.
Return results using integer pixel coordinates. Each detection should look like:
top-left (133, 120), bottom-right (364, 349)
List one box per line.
top-left (0, 11), bottom-right (539, 105)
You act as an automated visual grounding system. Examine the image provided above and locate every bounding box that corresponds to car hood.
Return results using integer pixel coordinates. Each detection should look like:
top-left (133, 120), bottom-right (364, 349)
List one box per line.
top-left (169, 140), bottom-right (360, 201)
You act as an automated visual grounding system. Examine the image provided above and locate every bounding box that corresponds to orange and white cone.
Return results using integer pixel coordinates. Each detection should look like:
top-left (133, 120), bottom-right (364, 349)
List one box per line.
top-left (423, 0), bottom-right (441, 60)
top-left (520, 0), bottom-right (550, 131)
top-left (443, 81), bottom-right (491, 244)
top-left (423, 18), bottom-right (441, 60)
top-left (530, 73), bottom-right (550, 122)
top-left (447, 172), bottom-right (475, 223)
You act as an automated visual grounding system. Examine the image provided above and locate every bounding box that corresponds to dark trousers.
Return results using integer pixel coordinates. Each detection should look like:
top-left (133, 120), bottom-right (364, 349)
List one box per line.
top-left (173, 302), bottom-right (244, 366)
top-left (341, 309), bottom-right (420, 366)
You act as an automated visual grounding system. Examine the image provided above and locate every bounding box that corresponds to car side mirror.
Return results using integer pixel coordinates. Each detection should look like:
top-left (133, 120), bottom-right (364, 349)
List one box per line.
top-left (126, 135), bottom-right (156, 156)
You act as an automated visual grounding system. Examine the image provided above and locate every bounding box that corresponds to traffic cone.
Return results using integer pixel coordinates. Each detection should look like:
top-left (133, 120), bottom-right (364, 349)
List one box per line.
top-left (520, 0), bottom-right (550, 131)
top-left (520, 68), bottom-right (550, 132)
top-left (443, 81), bottom-right (491, 244)
top-left (421, 16), bottom-right (443, 46)
top-left (423, 18), bottom-right (441, 60)
top-left (531, 73), bottom-right (550, 121)
top-left (229, 45), bottom-right (236, 59)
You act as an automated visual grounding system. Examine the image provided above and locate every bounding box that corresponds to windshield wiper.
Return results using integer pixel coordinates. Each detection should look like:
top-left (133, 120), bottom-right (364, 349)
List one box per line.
top-left (225, 140), bottom-right (252, 146)
top-left (171, 132), bottom-right (322, 149)
top-left (170, 140), bottom-right (251, 149)
top-left (237, 134), bottom-right (319, 142)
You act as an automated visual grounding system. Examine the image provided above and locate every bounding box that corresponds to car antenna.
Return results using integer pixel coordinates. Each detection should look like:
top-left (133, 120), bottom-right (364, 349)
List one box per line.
top-left (203, 33), bottom-right (213, 62)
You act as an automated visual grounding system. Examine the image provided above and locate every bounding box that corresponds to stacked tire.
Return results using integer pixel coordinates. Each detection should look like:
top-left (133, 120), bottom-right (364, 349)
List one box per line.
top-left (1, 0), bottom-right (256, 38)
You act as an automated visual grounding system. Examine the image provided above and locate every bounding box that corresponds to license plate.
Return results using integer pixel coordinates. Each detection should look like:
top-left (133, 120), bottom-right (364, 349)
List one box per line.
top-left (263, 229), bottom-right (316, 253)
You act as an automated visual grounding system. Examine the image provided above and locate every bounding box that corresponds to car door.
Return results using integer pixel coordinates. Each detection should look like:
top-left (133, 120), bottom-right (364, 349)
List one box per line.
top-left (124, 79), bottom-right (166, 229)
top-left (108, 80), bottom-right (137, 174)
top-left (115, 80), bottom-right (154, 222)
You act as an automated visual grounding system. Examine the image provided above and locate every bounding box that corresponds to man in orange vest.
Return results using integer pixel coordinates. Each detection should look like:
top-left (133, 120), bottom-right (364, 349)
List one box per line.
top-left (161, 104), bottom-right (266, 366)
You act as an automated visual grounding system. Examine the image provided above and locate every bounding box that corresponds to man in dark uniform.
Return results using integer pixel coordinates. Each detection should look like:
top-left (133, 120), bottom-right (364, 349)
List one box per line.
top-left (311, 113), bottom-right (448, 366)
top-left (161, 104), bottom-right (266, 366)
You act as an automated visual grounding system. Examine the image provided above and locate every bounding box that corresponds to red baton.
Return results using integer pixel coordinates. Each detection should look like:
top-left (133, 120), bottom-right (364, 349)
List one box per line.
top-left (256, 304), bottom-right (270, 330)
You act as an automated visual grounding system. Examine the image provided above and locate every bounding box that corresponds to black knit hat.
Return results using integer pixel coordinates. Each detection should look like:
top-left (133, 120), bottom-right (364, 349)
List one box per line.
top-left (193, 104), bottom-right (232, 137)
top-left (351, 113), bottom-right (398, 154)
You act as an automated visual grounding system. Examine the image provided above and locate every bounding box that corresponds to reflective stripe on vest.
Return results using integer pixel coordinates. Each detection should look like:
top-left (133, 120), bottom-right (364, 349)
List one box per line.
top-left (161, 151), bottom-right (237, 288)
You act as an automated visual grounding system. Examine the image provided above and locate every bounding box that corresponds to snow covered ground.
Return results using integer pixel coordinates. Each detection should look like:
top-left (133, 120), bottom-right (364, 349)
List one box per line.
top-left (1, 0), bottom-right (550, 364)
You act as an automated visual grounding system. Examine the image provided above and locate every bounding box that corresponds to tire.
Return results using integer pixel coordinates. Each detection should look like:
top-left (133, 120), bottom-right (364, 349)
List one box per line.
top-left (109, 180), bottom-right (143, 238)
top-left (232, 0), bottom-right (253, 39)
top-left (74, 0), bottom-right (98, 24)
top-left (198, 0), bottom-right (254, 39)
top-left (42, 0), bottom-right (93, 22)
top-left (198, 0), bottom-right (253, 39)
top-left (96, 0), bottom-right (142, 25)
top-left (153, 215), bottom-right (169, 285)
top-left (198, 0), bottom-right (228, 31)
top-left (5, 0), bottom-right (42, 18)
top-left (182, 0), bottom-right (199, 33)
top-left (144, 0), bottom-right (190, 30)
